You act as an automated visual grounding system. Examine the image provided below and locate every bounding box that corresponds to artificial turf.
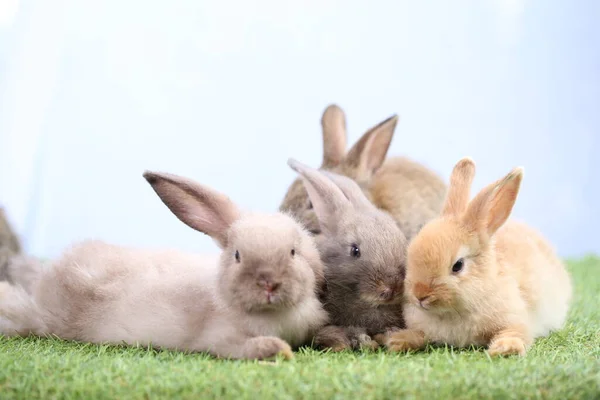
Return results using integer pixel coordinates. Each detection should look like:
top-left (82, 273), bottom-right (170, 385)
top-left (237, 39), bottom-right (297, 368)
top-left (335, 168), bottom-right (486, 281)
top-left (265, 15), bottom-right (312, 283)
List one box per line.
top-left (1, 256), bottom-right (598, 399)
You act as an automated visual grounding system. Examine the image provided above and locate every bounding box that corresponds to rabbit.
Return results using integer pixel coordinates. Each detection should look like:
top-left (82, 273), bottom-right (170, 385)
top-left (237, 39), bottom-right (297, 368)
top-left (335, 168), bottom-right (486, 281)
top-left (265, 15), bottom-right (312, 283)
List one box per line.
top-left (280, 104), bottom-right (447, 241)
top-left (288, 159), bottom-right (406, 351)
top-left (0, 171), bottom-right (328, 360)
top-left (377, 157), bottom-right (572, 356)
top-left (0, 208), bottom-right (42, 292)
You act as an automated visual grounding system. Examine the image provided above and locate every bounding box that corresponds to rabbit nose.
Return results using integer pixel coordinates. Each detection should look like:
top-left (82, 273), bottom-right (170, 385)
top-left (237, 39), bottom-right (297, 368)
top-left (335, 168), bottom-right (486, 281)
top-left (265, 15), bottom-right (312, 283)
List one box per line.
top-left (258, 279), bottom-right (280, 293)
top-left (380, 287), bottom-right (395, 301)
top-left (416, 294), bottom-right (430, 303)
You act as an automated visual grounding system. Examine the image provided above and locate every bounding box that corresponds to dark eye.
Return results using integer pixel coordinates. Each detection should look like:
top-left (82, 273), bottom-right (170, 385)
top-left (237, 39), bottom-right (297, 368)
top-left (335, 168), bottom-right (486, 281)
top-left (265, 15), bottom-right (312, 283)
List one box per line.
top-left (452, 258), bottom-right (464, 273)
top-left (307, 201), bottom-right (313, 210)
top-left (350, 244), bottom-right (361, 258)
top-left (235, 250), bottom-right (241, 263)
top-left (291, 248), bottom-right (295, 257)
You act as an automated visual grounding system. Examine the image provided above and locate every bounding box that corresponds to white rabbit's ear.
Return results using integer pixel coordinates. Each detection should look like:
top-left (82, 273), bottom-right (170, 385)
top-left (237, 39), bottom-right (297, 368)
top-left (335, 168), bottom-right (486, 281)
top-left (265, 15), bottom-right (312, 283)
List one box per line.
top-left (144, 171), bottom-right (240, 248)
top-left (321, 171), bottom-right (374, 211)
top-left (321, 104), bottom-right (347, 168)
top-left (463, 167), bottom-right (524, 237)
top-left (345, 114), bottom-right (398, 180)
top-left (288, 159), bottom-right (350, 234)
top-left (442, 157), bottom-right (476, 216)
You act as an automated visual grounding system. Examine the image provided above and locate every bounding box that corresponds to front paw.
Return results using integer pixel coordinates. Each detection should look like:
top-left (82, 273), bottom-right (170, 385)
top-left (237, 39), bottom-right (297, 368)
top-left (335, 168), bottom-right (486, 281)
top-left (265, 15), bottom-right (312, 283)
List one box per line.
top-left (244, 336), bottom-right (294, 360)
top-left (488, 337), bottom-right (526, 357)
top-left (385, 329), bottom-right (425, 352)
top-left (355, 333), bottom-right (379, 351)
top-left (314, 325), bottom-right (351, 352)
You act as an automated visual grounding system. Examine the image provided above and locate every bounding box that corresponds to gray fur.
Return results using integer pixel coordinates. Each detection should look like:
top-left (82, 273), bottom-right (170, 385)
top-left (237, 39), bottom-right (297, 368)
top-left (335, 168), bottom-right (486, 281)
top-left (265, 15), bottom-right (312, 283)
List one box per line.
top-left (288, 159), bottom-right (407, 351)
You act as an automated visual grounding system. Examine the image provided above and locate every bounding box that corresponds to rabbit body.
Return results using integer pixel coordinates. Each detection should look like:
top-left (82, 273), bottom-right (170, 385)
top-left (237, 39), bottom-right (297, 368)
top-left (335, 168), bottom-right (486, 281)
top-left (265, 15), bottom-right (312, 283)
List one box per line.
top-left (0, 173), bottom-right (328, 360)
top-left (383, 159), bottom-right (572, 356)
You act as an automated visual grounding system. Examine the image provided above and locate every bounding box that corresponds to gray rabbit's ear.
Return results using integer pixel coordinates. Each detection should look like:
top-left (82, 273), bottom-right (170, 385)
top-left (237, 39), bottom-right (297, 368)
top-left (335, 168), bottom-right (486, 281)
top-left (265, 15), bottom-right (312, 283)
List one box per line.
top-left (345, 114), bottom-right (398, 180)
top-left (287, 158), bottom-right (350, 234)
top-left (320, 171), bottom-right (374, 211)
top-left (144, 171), bottom-right (240, 248)
top-left (321, 104), bottom-right (347, 168)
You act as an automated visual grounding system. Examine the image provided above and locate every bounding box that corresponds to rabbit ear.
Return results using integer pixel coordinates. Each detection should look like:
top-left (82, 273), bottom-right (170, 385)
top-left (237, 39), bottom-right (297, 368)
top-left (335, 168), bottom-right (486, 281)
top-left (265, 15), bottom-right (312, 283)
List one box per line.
top-left (144, 171), bottom-right (241, 248)
top-left (345, 114), bottom-right (398, 180)
top-left (287, 158), bottom-right (350, 233)
top-left (321, 171), bottom-right (375, 211)
top-left (464, 167), bottom-right (524, 236)
top-left (442, 157), bottom-right (476, 216)
top-left (321, 104), bottom-right (347, 168)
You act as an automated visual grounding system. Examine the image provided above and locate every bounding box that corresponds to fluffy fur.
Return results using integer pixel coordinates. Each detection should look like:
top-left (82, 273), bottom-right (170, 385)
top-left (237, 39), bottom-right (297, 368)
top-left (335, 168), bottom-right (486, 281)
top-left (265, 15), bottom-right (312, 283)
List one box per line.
top-left (288, 159), bottom-right (406, 351)
top-left (280, 104), bottom-right (447, 241)
top-left (0, 172), bottom-right (328, 360)
top-left (379, 158), bottom-right (572, 356)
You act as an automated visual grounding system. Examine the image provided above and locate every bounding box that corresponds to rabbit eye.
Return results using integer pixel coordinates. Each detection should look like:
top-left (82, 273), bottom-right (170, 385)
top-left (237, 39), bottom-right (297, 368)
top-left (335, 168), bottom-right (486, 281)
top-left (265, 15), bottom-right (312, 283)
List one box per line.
top-left (307, 201), bottom-right (313, 210)
top-left (452, 258), bottom-right (464, 273)
top-left (291, 248), bottom-right (295, 257)
top-left (350, 244), bottom-right (361, 258)
top-left (235, 250), bottom-right (241, 263)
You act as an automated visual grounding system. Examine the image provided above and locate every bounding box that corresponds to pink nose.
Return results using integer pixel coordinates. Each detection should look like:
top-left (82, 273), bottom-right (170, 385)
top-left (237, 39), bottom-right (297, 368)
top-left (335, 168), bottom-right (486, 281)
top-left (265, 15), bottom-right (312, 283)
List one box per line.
top-left (258, 280), bottom-right (280, 293)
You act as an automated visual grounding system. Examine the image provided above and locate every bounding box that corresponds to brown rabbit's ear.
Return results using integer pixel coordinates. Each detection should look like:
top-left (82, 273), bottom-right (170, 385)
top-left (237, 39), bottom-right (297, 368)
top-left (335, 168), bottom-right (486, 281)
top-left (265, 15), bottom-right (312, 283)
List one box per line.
top-left (442, 157), bottom-right (476, 216)
top-left (464, 167), bottom-right (524, 236)
top-left (345, 114), bottom-right (398, 180)
top-left (144, 171), bottom-right (241, 248)
top-left (288, 159), bottom-right (350, 233)
top-left (321, 104), bottom-right (347, 168)
top-left (321, 171), bottom-right (374, 211)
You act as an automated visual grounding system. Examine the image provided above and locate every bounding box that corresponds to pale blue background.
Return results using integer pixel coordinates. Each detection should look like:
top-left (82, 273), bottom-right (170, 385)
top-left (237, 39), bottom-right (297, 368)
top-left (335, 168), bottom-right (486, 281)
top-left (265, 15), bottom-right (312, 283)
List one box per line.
top-left (0, 0), bottom-right (598, 259)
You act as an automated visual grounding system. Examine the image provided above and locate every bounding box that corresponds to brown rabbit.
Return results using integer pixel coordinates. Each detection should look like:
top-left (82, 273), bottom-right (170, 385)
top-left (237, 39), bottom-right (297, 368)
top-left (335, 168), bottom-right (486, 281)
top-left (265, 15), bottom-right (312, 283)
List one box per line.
top-left (280, 104), bottom-right (447, 241)
top-left (378, 158), bottom-right (572, 356)
top-left (0, 207), bottom-right (25, 284)
top-left (0, 207), bottom-right (21, 255)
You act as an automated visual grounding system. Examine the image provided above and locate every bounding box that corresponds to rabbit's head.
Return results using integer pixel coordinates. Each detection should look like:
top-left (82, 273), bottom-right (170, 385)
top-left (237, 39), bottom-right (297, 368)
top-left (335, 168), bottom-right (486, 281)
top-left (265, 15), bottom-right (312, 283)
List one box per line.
top-left (280, 104), bottom-right (398, 235)
top-left (144, 172), bottom-right (324, 314)
top-left (405, 158), bottom-right (524, 316)
top-left (288, 159), bottom-right (406, 306)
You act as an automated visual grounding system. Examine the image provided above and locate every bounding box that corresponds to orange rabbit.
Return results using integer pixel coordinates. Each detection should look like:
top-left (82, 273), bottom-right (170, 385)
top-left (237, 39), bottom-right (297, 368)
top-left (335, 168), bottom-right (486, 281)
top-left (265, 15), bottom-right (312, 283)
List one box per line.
top-left (379, 157), bottom-right (572, 356)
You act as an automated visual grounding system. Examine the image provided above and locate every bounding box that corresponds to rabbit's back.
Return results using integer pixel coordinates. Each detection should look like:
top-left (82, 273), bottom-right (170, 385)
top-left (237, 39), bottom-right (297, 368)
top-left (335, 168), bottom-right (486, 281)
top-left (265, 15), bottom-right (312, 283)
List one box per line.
top-left (369, 157), bottom-right (447, 240)
top-left (495, 221), bottom-right (572, 337)
top-left (34, 240), bottom-right (222, 348)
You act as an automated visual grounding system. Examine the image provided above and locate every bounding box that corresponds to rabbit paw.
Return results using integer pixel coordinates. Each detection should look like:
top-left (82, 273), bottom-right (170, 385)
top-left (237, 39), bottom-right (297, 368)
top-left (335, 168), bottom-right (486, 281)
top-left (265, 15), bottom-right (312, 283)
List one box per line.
top-left (385, 329), bottom-right (426, 352)
top-left (244, 336), bottom-right (294, 360)
top-left (356, 333), bottom-right (379, 351)
top-left (314, 325), bottom-right (351, 352)
top-left (488, 337), bottom-right (526, 357)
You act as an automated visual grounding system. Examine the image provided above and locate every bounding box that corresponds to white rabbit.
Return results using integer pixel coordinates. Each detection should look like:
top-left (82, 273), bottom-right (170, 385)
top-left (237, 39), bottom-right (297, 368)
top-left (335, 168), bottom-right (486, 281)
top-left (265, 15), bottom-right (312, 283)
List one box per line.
top-left (0, 171), bottom-right (328, 360)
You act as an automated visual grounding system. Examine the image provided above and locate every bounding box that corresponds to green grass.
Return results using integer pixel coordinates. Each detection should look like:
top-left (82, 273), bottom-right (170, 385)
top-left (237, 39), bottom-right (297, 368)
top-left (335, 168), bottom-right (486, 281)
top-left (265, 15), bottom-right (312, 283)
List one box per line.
top-left (1, 257), bottom-right (599, 400)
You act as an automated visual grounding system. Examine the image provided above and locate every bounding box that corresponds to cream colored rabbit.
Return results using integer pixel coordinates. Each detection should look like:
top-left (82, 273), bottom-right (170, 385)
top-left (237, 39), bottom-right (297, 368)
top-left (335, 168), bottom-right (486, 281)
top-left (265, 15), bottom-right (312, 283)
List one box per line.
top-left (0, 171), bottom-right (328, 360)
top-left (379, 158), bottom-right (572, 356)
top-left (280, 104), bottom-right (447, 241)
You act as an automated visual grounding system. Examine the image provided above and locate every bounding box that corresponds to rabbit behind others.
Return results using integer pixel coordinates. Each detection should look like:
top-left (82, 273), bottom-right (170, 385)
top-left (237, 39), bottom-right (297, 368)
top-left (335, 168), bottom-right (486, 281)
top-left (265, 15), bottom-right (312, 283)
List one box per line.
top-left (379, 158), bottom-right (572, 356)
top-left (280, 104), bottom-right (447, 241)
top-left (0, 171), bottom-right (328, 360)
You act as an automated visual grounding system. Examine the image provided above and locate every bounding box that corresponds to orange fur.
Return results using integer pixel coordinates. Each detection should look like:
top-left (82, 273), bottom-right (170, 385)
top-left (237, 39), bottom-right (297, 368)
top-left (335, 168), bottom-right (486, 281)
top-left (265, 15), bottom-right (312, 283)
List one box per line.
top-left (384, 158), bottom-right (572, 357)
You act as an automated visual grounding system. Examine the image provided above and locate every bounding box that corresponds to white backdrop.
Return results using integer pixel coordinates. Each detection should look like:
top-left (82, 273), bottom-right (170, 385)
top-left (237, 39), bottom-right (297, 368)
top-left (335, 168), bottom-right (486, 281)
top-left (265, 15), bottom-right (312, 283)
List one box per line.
top-left (0, 0), bottom-right (598, 258)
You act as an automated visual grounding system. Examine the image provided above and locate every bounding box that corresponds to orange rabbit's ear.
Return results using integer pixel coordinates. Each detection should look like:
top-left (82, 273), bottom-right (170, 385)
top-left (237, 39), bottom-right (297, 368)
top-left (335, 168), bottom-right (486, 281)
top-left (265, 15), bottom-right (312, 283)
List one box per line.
top-left (321, 104), bottom-right (347, 168)
top-left (486, 167), bottom-right (524, 234)
top-left (463, 167), bottom-right (524, 236)
top-left (442, 157), bottom-right (476, 216)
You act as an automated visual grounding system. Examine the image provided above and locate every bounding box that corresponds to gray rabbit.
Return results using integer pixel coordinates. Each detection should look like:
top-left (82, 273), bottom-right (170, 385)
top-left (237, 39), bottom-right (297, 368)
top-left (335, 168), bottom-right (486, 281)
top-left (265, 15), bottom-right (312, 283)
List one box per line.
top-left (288, 159), bottom-right (406, 351)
